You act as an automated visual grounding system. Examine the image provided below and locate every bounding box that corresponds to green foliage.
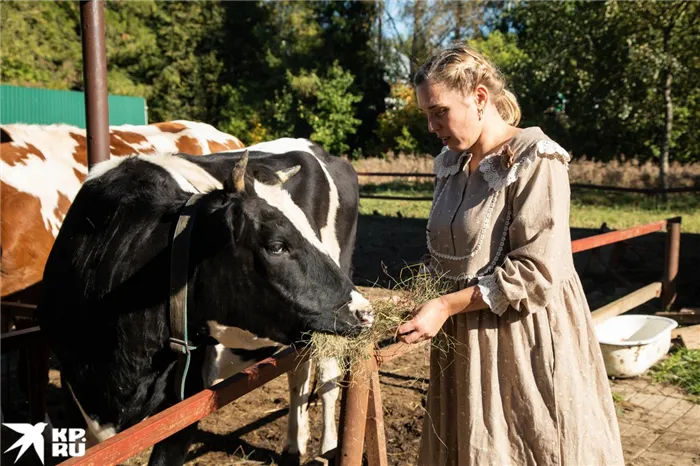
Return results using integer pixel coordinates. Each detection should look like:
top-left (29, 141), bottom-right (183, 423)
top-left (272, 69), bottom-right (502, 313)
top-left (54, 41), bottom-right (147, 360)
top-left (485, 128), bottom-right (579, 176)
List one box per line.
top-left (260, 63), bottom-right (362, 154)
top-left (650, 348), bottom-right (700, 401)
top-left (299, 63), bottom-right (363, 155)
top-left (1, 2), bottom-right (82, 88)
top-left (3, 0), bottom-right (698, 165)
top-left (505, 1), bottom-right (700, 163)
top-left (375, 82), bottom-right (440, 156)
top-left (395, 126), bottom-right (420, 154)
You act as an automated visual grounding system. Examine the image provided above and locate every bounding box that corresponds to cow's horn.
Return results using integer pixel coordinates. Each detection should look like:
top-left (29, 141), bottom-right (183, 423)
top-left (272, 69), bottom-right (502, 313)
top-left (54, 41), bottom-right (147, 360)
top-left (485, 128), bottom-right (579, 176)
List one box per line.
top-left (228, 150), bottom-right (248, 193)
top-left (275, 165), bottom-right (301, 184)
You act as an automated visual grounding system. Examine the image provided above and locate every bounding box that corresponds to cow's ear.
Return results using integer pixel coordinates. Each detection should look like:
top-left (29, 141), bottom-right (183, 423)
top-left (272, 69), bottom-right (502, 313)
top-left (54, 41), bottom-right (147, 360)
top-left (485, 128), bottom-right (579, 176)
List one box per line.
top-left (225, 150), bottom-right (248, 193)
top-left (275, 165), bottom-right (301, 184)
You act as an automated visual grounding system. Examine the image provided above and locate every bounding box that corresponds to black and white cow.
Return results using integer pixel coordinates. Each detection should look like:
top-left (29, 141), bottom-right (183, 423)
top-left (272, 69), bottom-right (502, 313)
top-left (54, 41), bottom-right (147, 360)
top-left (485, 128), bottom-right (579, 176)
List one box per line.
top-left (37, 138), bottom-right (372, 465)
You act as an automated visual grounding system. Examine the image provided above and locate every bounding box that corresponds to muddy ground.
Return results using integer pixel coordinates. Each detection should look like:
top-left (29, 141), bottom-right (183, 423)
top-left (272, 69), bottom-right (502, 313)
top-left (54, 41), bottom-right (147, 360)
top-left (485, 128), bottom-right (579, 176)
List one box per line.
top-left (2, 213), bottom-right (699, 465)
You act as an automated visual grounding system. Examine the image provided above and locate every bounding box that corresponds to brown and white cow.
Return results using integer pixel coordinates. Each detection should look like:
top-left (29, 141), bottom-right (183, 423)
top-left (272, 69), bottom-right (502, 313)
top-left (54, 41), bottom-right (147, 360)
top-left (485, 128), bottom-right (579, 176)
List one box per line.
top-left (0, 120), bottom-right (244, 300)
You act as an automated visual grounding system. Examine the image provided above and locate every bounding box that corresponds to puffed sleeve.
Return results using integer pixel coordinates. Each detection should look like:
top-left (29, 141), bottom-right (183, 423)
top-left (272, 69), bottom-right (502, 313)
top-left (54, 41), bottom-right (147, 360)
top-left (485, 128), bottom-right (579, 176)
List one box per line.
top-left (478, 141), bottom-right (572, 316)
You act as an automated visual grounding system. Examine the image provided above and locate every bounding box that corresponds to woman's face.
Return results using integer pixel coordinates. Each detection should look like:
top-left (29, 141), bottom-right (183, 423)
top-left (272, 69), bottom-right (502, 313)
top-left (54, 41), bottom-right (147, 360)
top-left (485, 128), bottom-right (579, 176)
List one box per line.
top-left (416, 81), bottom-right (481, 153)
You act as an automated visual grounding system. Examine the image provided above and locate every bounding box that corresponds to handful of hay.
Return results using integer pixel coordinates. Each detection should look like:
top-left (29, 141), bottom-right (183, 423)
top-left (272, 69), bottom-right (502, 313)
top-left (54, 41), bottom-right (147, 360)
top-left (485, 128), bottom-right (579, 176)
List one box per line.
top-left (306, 264), bottom-right (455, 375)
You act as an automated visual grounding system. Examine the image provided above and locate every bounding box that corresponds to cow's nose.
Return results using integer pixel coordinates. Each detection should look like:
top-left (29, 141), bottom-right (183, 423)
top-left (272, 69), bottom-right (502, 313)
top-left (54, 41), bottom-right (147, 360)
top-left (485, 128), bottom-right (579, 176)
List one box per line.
top-left (349, 290), bottom-right (374, 327)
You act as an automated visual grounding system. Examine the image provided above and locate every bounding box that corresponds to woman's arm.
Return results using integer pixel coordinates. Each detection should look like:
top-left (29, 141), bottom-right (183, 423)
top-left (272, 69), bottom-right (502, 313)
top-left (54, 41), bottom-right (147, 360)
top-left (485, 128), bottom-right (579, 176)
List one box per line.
top-left (397, 285), bottom-right (488, 344)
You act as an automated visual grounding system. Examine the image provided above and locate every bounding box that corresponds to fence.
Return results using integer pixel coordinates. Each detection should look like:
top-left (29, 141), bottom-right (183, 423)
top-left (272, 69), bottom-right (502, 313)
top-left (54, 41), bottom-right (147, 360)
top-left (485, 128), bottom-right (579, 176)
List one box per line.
top-left (355, 172), bottom-right (700, 201)
top-left (0, 216), bottom-right (681, 465)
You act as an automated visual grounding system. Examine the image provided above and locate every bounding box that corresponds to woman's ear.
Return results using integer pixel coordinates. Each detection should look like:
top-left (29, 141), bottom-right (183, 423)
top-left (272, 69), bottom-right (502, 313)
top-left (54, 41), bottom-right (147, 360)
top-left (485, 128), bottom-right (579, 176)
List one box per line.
top-left (474, 84), bottom-right (489, 110)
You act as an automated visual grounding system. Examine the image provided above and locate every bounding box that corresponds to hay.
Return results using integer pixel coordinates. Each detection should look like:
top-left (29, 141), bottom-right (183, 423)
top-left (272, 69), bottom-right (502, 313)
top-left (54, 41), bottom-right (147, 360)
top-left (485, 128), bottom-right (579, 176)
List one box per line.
top-left (306, 264), bottom-right (456, 376)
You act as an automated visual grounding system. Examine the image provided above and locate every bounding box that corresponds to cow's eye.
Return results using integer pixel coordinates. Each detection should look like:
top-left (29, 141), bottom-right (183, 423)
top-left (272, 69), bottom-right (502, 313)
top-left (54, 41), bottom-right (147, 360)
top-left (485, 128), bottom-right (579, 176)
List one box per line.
top-left (266, 242), bottom-right (287, 255)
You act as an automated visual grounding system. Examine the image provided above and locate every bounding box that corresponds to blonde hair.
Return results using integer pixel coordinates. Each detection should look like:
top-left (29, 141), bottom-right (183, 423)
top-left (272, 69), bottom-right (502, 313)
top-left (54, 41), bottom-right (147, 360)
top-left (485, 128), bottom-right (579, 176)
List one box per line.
top-left (414, 44), bottom-right (521, 126)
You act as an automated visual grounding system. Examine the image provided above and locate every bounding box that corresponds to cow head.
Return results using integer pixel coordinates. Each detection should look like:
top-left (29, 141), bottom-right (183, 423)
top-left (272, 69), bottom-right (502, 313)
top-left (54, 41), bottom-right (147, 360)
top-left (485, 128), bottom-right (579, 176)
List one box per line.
top-left (198, 152), bottom-right (373, 345)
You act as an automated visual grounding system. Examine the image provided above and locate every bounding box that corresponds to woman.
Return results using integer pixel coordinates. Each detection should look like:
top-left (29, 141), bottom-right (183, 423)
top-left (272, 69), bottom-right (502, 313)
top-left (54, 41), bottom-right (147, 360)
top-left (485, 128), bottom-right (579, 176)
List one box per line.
top-left (397, 45), bottom-right (625, 465)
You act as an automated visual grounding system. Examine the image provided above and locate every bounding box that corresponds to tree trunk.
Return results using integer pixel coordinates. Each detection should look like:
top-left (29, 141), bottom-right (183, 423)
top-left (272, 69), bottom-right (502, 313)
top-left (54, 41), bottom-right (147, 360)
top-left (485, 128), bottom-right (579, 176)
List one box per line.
top-left (454, 1), bottom-right (464, 42)
top-left (661, 68), bottom-right (672, 198)
top-left (377, 0), bottom-right (383, 65)
top-left (409, 0), bottom-right (425, 78)
top-left (660, 29), bottom-right (673, 201)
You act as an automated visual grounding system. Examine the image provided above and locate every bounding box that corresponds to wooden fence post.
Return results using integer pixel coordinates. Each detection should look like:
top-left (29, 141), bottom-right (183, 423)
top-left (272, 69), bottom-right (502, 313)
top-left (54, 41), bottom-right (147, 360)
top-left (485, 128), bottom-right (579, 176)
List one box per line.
top-left (662, 216), bottom-right (681, 311)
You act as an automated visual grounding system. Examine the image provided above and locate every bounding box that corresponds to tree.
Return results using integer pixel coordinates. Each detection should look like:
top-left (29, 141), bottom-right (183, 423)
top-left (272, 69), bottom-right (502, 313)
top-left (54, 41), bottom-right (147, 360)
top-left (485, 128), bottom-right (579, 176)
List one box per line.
top-left (506, 1), bottom-right (700, 168)
top-left (605, 1), bottom-right (699, 190)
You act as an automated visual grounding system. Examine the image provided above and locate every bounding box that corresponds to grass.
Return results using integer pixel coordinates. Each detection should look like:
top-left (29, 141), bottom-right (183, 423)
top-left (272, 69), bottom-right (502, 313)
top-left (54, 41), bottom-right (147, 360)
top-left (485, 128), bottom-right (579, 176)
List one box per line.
top-left (649, 347), bottom-right (700, 403)
top-left (358, 182), bottom-right (700, 233)
top-left (611, 391), bottom-right (633, 417)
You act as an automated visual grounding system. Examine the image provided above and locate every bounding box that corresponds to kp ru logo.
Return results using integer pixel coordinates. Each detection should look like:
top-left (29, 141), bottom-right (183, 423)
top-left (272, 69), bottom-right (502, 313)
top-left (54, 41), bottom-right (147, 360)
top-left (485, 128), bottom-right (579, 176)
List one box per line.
top-left (2, 422), bottom-right (86, 465)
top-left (52, 428), bottom-right (87, 459)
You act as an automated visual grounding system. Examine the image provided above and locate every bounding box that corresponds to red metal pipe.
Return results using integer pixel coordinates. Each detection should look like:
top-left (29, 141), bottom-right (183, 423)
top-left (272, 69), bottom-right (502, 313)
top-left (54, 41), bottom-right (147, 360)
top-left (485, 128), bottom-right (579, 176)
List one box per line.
top-left (80, 0), bottom-right (110, 169)
top-left (571, 219), bottom-right (667, 253)
top-left (58, 347), bottom-right (308, 466)
top-left (336, 357), bottom-right (373, 466)
top-left (364, 364), bottom-right (389, 466)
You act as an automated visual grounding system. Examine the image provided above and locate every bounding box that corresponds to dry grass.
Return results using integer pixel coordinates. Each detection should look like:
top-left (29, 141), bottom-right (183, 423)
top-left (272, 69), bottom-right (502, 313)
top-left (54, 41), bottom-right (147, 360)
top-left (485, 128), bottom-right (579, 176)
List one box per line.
top-left (569, 156), bottom-right (700, 189)
top-left (349, 152), bottom-right (435, 184)
top-left (307, 265), bottom-right (454, 378)
top-left (351, 152), bottom-right (700, 189)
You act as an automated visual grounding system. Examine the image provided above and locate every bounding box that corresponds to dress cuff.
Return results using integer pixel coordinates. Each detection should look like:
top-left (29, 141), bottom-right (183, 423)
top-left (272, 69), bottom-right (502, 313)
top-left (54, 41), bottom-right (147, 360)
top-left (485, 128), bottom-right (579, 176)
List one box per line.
top-left (478, 274), bottom-right (510, 316)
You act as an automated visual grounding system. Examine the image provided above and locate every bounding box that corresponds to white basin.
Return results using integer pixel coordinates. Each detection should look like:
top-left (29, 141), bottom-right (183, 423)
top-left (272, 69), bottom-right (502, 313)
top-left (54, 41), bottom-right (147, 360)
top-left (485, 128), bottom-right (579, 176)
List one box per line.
top-left (595, 314), bottom-right (678, 378)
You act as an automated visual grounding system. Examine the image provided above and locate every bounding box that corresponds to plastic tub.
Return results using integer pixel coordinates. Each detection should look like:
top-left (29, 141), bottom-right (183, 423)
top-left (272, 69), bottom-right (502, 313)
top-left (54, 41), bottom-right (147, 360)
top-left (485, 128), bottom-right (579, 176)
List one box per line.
top-left (594, 314), bottom-right (678, 378)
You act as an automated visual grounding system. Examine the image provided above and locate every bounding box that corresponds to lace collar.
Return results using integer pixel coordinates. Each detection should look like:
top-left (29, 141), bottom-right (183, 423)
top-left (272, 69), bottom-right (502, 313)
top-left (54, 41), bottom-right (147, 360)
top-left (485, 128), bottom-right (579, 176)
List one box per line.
top-left (479, 139), bottom-right (570, 192)
top-left (431, 128), bottom-right (570, 189)
top-left (433, 147), bottom-right (471, 178)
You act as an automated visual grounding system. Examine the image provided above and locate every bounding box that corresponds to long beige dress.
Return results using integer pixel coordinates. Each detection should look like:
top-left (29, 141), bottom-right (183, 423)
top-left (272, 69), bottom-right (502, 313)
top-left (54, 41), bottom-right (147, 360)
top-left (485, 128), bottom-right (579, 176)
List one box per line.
top-left (419, 127), bottom-right (625, 466)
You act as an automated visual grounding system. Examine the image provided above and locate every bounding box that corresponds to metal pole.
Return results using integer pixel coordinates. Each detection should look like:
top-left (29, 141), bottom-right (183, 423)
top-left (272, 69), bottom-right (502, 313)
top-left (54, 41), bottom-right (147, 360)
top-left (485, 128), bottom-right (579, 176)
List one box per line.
top-left (80, 0), bottom-right (110, 169)
top-left (662, 216), bottom-right (681, 310)
top-left (336, 357), bottom-right (373, 466)
top-left (364, 360), bottom-right (388, 466)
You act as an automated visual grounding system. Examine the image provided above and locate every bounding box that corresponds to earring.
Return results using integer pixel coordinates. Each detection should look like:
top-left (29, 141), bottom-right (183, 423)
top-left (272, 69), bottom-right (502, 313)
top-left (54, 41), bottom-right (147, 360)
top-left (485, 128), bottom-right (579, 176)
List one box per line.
top-left (478, 108), bottom-right (483, 120)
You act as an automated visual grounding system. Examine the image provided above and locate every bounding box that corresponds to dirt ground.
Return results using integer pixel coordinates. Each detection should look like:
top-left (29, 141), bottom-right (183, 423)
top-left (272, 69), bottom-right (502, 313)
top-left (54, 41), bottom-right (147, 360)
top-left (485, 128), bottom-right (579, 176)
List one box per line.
top-left (2, 214), bottom-right (699, 465)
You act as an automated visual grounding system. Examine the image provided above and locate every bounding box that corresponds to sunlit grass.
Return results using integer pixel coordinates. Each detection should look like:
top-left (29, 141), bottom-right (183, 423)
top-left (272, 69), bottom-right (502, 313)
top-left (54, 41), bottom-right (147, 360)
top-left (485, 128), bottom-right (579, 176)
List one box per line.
top-left (358, 182), bottom-right (700, 233)
top-left (649, 348), bottom-right (700, 403)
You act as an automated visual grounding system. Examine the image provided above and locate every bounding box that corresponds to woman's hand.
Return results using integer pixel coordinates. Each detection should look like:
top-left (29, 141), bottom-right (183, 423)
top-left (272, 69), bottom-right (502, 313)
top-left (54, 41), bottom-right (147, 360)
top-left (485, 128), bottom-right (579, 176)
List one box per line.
top-left (397, 297), bottom-right (452, 344)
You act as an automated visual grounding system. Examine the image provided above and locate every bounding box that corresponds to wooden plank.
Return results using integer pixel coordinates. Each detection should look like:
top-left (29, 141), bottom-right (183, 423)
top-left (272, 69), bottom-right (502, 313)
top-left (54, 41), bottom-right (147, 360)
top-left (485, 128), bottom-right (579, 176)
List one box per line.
top-left (58, 346), bottom-right (308, 466)
top-left (356, 172), bottom-right (434, 178)
top-left (1, 301), bottom-right (38, 318)
top-left (364, 360), bottom-right (388, 466)
top-left (1, 326), bottom-right (45, 353)
top-left (655, 312), bottom-right (700, 326)
top-left (672, 325), bottom-right (700, 350)
top-left (591, 282), bottom-right (662, 324)
top-left (572, 221), bottom-right (667, 253)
